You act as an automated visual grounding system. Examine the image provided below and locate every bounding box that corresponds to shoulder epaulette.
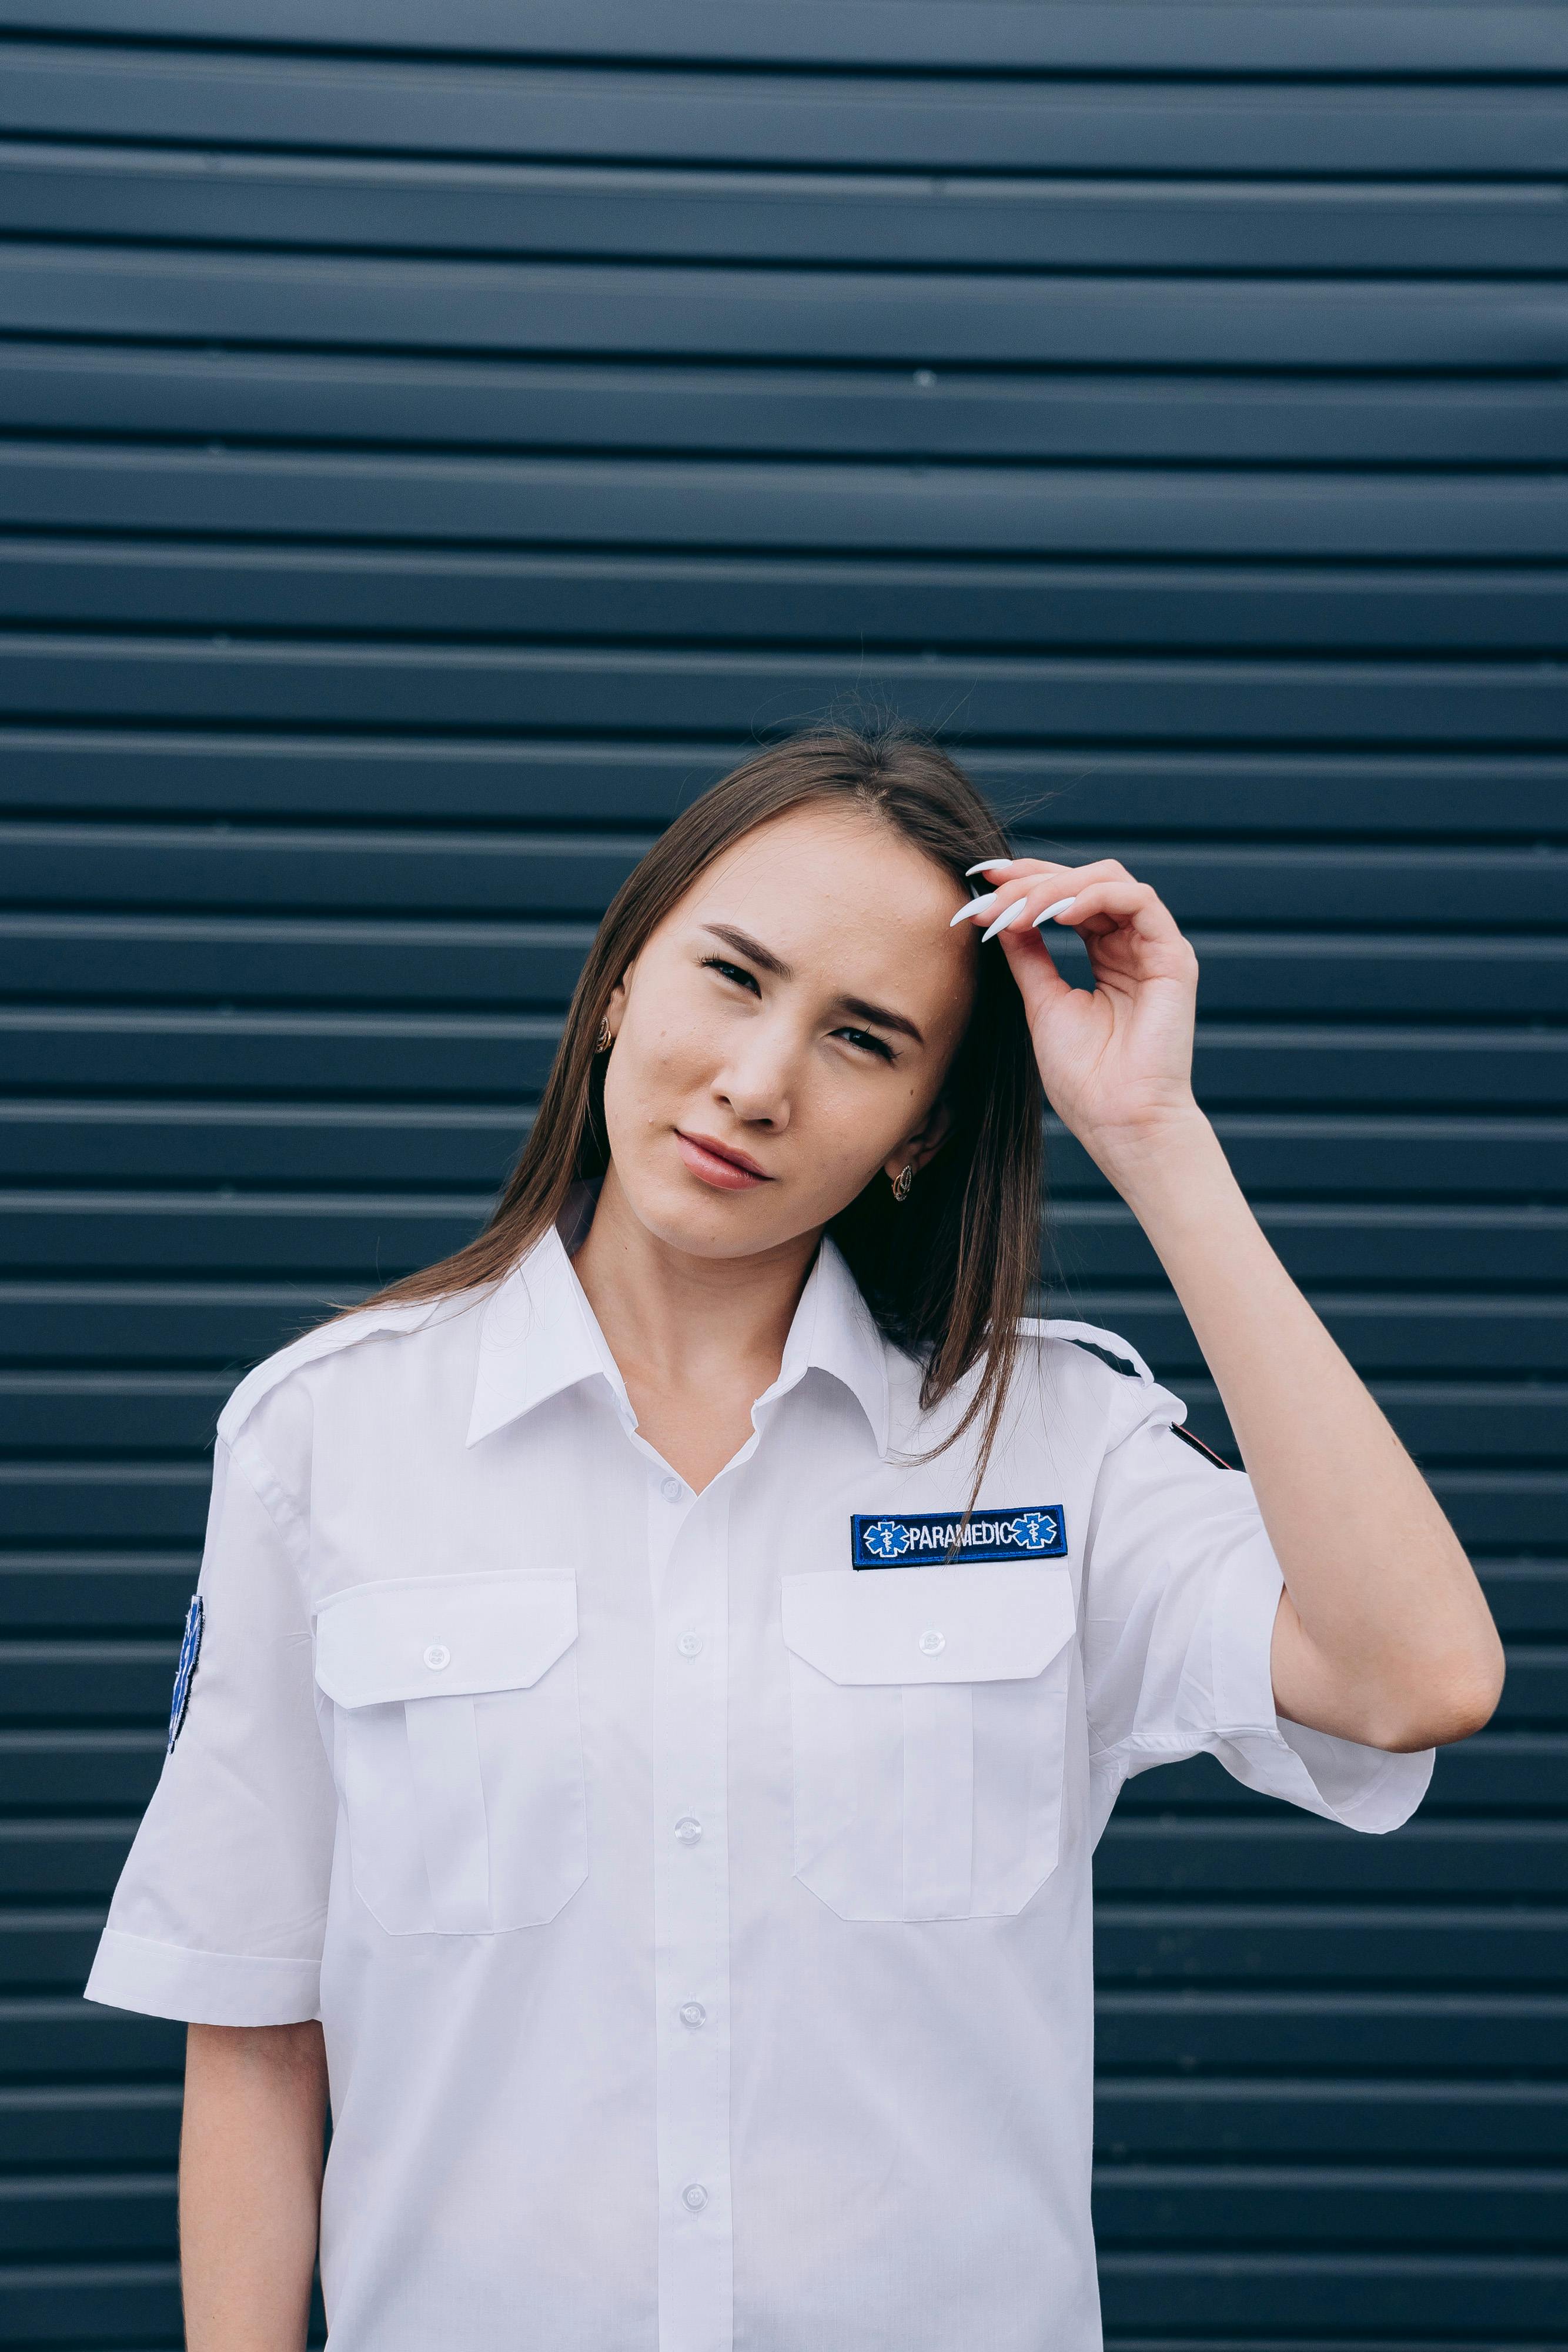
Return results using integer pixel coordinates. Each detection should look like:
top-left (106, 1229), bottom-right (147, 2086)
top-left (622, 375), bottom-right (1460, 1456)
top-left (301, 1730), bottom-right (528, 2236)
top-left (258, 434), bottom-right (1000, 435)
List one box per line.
top-left (1021, 1317), bottom-right (1156, 1387)
top-left (216, 1295), bottom-right (460, 1448)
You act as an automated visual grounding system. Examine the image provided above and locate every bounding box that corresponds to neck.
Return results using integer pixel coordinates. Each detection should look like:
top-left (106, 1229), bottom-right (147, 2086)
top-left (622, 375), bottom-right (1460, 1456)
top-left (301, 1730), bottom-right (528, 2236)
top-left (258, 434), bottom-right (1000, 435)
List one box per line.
top-left (570, 1163), bottom-right (821, 1411)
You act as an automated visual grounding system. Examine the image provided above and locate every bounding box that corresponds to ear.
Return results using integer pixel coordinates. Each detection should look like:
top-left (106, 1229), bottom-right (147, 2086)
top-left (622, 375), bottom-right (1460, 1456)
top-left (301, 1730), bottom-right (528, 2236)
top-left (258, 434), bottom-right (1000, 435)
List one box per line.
top-left (603, 965), bottom-right (634, 1040)
top-left (881, 1097), bottom-right (952, 1186)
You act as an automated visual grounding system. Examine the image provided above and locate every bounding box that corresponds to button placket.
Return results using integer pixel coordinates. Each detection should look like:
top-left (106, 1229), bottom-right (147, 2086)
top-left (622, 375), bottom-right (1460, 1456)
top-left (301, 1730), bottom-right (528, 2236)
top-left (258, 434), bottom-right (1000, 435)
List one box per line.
top-left (645, 1461), bottom-right (693, 1611)
top-left (650, 1478), bottom-right (734, 2343)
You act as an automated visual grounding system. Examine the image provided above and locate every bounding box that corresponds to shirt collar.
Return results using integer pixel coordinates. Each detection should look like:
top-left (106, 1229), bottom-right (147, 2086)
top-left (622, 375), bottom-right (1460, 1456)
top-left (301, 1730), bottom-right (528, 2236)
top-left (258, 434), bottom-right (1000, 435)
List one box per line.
top-left (767, 1225), bottom-right (891, 1456)
top-left (465, 1199), bottom-right (630, 1448)
top-left (466, 1197), bottom-right (891, 1457)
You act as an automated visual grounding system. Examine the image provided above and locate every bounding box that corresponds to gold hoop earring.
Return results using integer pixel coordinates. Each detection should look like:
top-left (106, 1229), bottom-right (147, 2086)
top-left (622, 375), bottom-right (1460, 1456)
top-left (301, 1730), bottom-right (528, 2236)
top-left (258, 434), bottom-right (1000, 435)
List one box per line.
top-left (891, 1164), bottom-right (914, 1204)
top-left (594, 1017), bottom-right (613, 1054)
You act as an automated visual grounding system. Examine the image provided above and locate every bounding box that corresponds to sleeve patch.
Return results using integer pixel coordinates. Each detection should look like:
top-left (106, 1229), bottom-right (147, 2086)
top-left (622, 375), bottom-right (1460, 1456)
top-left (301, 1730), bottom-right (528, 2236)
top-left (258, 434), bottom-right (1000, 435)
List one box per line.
top-left (166, 1593), bottom-right (204, 1755)
top-left (1169, 1421), bottom-right (1234, 1471)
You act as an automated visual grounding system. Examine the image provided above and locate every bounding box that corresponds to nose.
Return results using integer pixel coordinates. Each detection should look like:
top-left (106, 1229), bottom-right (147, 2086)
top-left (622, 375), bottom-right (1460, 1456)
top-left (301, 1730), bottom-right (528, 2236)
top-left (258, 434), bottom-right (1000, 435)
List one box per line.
top-left (713, 1018), bottom-right (794, 1132)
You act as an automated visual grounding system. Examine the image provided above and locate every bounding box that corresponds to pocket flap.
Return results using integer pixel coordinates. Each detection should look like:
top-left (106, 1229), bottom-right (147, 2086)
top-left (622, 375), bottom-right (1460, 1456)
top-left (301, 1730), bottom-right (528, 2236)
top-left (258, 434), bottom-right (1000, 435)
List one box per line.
top-left (314, 1572), bottom-right (577, 1708)
top-left (781, 1563), bottom-right (1075, 1686)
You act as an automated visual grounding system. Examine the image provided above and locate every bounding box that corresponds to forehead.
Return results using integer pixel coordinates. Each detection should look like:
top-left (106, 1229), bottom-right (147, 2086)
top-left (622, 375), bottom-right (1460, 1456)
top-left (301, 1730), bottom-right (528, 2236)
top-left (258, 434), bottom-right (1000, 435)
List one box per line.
top-left (662, 803), bottom-right (974, 1022)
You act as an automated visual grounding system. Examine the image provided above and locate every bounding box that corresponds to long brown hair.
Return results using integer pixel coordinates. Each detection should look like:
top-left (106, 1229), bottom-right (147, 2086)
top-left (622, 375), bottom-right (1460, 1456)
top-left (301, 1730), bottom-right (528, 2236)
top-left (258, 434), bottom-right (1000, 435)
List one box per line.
top-left (356, 721), bottom-right (1045, 1479)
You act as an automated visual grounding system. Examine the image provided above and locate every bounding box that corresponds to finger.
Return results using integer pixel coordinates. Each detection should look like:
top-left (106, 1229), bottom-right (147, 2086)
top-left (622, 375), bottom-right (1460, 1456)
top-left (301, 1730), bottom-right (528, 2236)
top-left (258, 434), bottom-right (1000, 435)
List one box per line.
top-left (962, 855), bottom-right (1087, 890)
top-left (952, 865), bottom-right (1144, 944)
top-left (988, 883), bottom-right (1086, 944)
top-left (1030, 894), bottom-right (1080, 932)
top-left (1045, 880), bottom-right (1198, 981)
top-left (967, 855), bottom-right (1133, 882)
top-left (979, 892), bottom-right (1033, 943)
top-left (948, 857), bottom-right (1127, 933)
top-left (949, 886), bottom-right (1005, 929)
top-left (1045, 875), bottom-right (1186, 947)
top-left (967, 865), bottom-right (1177, 940)
top-left (949, 883), bottom-right (1045, 933)
top-left (996, 911), bottom-right (1078, 1012)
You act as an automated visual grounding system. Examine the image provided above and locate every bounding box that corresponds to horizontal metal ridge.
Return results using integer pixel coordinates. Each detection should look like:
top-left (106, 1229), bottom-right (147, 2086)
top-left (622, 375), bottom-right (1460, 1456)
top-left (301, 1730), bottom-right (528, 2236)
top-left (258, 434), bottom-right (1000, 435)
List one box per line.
top-left (5, 731), bottom-right (1567, 835)
top-left (9, 445), bottom-right (1568, 557)
top-left (8, 145), bottom-right (1568, 277)
top-left (9, 1), bottom-right (1568, 74)
top-left (5, 345), bottom-right (1565, 468)
top-left (4, 41), bottom-right (1567, 174)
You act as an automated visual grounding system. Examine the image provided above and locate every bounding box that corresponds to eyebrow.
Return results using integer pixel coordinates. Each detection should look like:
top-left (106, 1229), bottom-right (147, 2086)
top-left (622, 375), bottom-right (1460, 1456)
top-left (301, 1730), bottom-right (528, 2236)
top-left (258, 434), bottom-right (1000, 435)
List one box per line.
top-left (834, 993), bottom-right (925, 1047)
top-left (701, 923), bottom-right (925, 1048)
top-left (703, 923), bottom-right (793, 980)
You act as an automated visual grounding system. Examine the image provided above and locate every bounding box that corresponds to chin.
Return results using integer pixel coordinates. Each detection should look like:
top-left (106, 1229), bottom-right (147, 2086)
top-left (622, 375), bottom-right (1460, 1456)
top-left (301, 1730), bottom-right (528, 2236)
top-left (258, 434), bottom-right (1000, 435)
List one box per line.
top-left (621, 1167), bottom-right (796, 1261)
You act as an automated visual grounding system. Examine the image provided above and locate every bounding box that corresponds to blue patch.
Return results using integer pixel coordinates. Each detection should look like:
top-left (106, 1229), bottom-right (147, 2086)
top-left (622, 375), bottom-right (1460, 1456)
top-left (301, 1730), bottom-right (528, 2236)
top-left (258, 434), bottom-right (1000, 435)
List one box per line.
top-left (166, 1593), bottom-right (203, 1755)
top-left (852, 1506), bottom-right (1067, 1569)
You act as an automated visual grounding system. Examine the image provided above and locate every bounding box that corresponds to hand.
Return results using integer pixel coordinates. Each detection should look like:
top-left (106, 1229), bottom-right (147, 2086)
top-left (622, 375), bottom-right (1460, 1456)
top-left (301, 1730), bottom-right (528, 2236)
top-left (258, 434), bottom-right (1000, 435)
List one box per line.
top-left (952, 858), bottom-right (1203, 1175)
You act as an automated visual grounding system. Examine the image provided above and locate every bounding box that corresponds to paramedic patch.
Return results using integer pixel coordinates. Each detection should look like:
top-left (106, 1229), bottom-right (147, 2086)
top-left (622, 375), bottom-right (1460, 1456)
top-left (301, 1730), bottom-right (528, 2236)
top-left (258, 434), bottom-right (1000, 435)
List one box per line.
top-left (852, 1506), bottom-right (1067, 1569)
top-left (166, 1592), bottom-right (203, 1755)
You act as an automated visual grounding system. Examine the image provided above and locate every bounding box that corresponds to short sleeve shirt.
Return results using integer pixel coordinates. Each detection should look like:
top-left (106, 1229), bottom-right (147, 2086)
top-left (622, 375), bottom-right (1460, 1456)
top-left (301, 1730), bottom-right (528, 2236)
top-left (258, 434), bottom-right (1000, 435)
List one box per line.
top-left (85, 1218), bottom-right (1432, 2352)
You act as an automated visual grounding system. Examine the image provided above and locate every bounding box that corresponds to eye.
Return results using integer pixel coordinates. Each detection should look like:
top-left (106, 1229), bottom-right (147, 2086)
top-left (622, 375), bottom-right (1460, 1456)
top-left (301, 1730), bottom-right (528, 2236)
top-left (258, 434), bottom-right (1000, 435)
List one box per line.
top-left (833, 1024), bottom-right (896, 1064)
top-left (699, 954), bottom-right (760, 997)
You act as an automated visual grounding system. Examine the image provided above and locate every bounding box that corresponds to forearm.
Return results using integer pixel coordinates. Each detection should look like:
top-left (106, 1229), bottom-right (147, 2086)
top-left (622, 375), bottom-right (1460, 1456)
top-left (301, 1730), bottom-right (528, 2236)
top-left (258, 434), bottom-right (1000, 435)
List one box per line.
top-left (181, 2020), bottom-right (327, 2352)
top-left (1101, 1109), bottom-right (1505, 1750)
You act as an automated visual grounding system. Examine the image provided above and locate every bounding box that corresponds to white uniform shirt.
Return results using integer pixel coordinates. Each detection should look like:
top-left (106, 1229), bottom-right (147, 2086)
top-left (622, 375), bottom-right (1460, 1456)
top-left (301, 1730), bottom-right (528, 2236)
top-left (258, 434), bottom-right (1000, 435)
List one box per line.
top-left (86, 1210), bottom-right (1433, 2352)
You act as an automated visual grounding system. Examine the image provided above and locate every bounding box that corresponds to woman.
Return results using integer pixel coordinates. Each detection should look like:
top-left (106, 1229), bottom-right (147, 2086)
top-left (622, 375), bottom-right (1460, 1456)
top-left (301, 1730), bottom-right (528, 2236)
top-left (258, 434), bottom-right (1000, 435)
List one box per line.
top-left (86, 723), bottom-right (1503, 2352)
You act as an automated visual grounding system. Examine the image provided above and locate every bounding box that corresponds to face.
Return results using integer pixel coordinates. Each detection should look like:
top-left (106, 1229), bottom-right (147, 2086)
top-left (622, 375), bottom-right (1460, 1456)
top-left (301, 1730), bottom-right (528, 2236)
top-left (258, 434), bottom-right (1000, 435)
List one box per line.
top-left (599, 804), bottom-right (977, 1262)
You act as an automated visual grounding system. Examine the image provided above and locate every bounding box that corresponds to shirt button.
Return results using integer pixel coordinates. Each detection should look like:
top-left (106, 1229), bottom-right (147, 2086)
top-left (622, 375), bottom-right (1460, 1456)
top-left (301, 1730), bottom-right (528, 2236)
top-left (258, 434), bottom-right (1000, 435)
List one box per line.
top-left (423, 1643), bottom-right (451, 1671)
top-left (918, 1628), bottom-right (946, 1656)
top-left (660, 1476), bottom-right (683, 1502)
top-left (679, 2001), bottom-right (706, 2029)
top-left (681, 2183), bottom-right (709, 2211)
top-left (677, 1631), bottom-right (704, 1658)
top-left (674, 1815), bottom-right (703, 1845)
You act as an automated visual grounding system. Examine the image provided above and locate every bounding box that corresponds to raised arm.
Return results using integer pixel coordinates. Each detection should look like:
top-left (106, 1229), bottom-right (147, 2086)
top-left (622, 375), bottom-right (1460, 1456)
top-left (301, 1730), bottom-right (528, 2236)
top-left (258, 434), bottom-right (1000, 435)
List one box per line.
top-left (181, 2020), bottom-right (327, 2352)
top-left (954, 858), bottom-right (1505, 1752)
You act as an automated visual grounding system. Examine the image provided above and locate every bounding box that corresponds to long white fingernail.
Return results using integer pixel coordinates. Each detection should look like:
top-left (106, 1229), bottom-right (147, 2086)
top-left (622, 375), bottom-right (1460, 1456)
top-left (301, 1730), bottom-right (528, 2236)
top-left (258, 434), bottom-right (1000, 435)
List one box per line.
top-left (949, 891), bottom-right (999, 927)
top-left (1032, 896), bottom-right (1078, 927)
top-left (965, 858), bottom-right (1013, 877)
top-left (981, 896), bottom-right (1030, 942)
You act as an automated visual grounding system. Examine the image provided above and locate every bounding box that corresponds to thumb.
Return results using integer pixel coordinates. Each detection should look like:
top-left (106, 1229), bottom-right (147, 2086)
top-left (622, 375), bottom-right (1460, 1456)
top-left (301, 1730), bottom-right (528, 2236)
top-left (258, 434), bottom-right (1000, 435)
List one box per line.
top-left (998, 923), bottom-right (1076, 1024)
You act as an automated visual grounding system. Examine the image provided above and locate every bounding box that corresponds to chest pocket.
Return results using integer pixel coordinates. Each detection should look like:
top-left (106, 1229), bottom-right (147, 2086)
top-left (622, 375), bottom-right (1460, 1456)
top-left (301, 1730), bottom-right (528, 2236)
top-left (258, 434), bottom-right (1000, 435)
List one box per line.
top-left (313, 1572), bottom-right (587, 1936)
top-left (781, 1563), bottom-right (1076, 1922)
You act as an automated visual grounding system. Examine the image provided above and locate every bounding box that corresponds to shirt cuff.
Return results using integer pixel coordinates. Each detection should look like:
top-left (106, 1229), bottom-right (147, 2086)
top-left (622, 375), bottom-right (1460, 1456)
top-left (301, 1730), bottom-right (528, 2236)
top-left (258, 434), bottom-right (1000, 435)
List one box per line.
top-left (1207, 1537), bottom-right (1435, 1834)
top-left (83, 1926), bottom-right (321, 2026)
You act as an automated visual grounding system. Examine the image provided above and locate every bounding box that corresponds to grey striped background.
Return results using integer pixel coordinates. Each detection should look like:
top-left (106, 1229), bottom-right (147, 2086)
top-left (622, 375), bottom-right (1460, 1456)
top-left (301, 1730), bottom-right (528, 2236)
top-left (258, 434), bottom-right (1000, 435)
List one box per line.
top-left (0, 4), bottom-right (1563, 2344)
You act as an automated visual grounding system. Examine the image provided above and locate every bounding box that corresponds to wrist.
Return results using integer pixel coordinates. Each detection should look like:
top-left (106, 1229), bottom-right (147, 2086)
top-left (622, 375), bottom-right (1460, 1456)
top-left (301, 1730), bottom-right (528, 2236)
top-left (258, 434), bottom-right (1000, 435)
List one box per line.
top-left (1081, 1104), bottom-right (1226, 1213)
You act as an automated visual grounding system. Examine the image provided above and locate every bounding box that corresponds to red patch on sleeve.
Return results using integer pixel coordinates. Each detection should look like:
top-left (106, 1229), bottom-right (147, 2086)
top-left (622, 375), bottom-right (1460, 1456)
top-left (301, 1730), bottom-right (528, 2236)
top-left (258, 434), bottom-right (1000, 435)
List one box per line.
top-left (1169, 1422), bottom-right (1233, 1471)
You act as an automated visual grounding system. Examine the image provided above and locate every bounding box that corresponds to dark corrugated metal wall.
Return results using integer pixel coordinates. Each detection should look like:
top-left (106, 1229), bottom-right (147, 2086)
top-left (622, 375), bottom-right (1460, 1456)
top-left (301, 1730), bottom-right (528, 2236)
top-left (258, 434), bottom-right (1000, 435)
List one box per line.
top-left (1, 3), bottom-right (1564, 2343)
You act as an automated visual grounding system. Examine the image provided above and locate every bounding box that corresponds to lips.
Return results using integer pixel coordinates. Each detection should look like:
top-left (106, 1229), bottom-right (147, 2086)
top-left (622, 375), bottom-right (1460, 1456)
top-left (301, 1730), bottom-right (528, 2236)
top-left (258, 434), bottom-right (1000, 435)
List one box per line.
top-left (675, 1131), bottom-right (772, 1191)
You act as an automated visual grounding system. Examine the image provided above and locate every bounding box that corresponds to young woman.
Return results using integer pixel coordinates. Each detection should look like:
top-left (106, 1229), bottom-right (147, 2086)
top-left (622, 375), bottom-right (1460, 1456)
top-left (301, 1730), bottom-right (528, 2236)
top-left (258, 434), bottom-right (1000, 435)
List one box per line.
top-left (86, 724), bottom-right (1503, 2352)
